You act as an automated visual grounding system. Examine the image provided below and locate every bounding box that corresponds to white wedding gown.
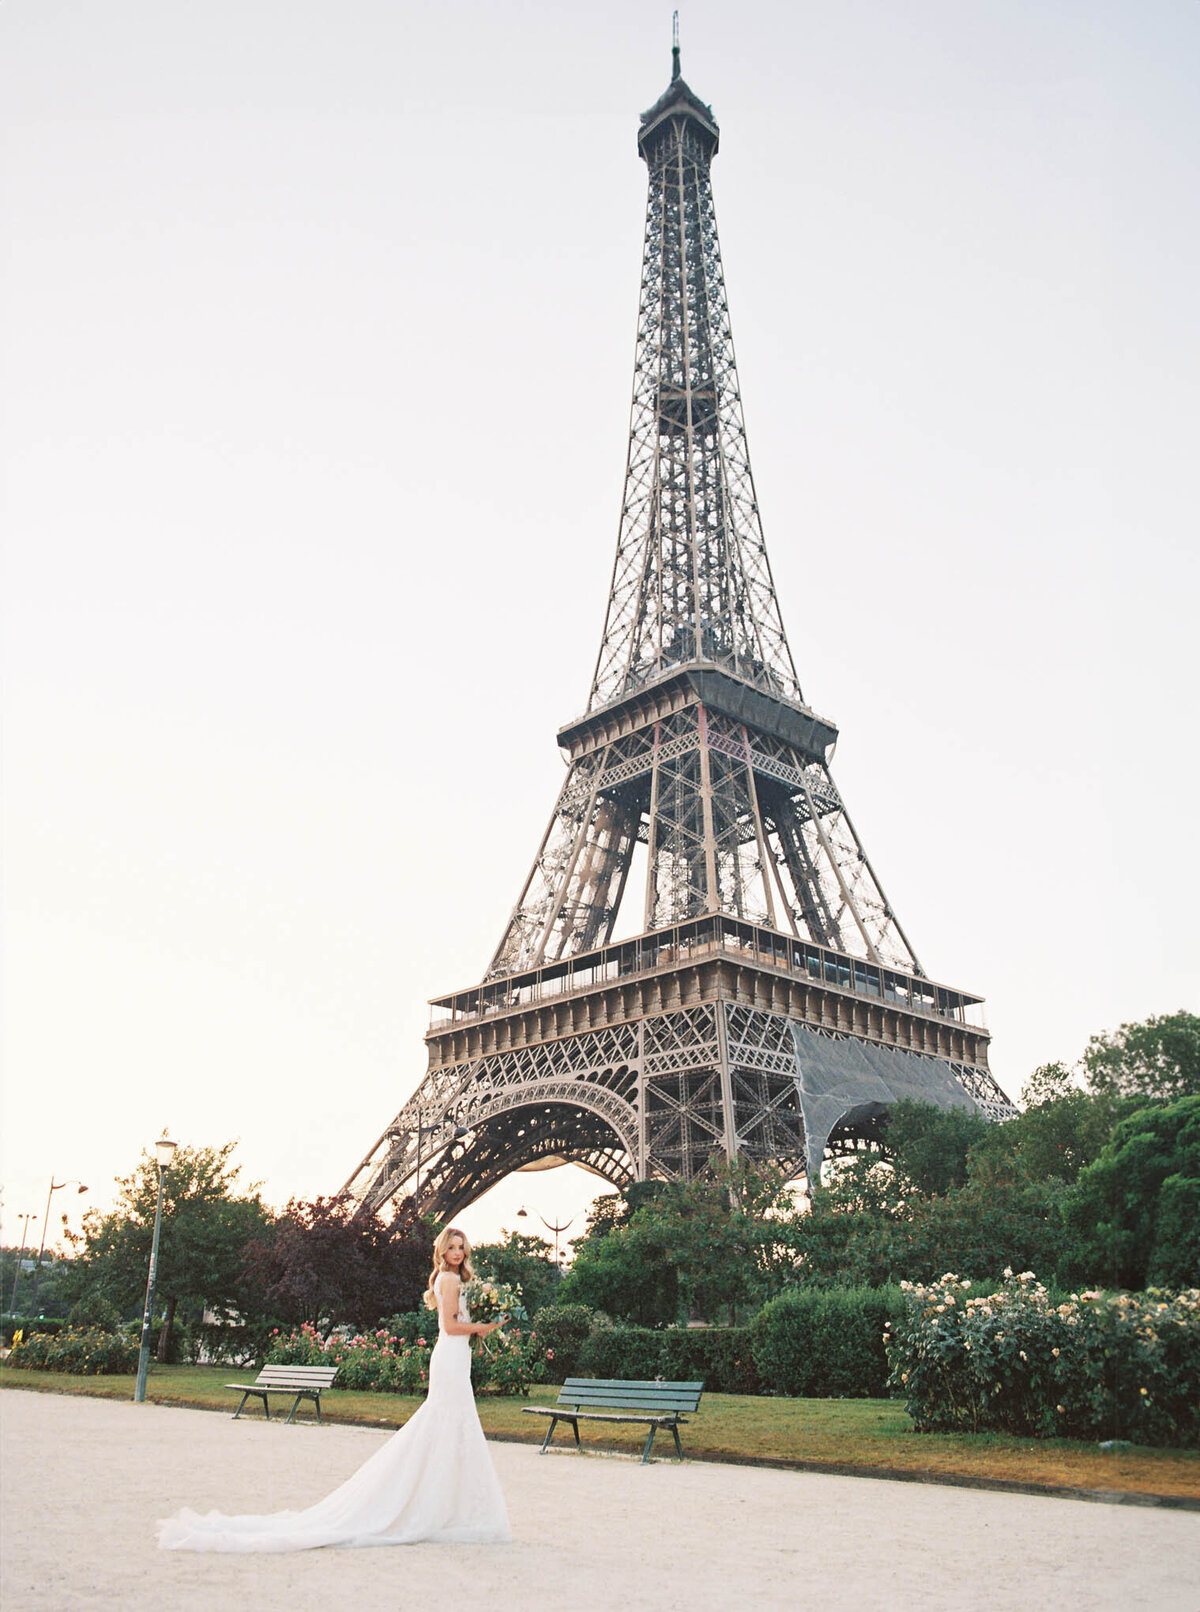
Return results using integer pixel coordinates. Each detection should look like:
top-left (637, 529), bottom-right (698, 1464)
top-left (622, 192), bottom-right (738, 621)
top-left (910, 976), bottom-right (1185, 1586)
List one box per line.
top-left (158, 1275), bottom-right (511, 1551)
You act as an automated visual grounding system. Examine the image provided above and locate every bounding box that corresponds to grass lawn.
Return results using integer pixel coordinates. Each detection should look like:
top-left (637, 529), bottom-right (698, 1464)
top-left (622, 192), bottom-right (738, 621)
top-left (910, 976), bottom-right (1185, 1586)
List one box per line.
top-left (4, 1363), bottom-right (1197, 1502)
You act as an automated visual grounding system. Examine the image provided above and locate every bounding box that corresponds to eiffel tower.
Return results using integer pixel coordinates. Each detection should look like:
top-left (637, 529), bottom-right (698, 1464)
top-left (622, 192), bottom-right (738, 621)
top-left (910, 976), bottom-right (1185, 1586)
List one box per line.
top-left (343, 43), bottom-right (1015, 1221)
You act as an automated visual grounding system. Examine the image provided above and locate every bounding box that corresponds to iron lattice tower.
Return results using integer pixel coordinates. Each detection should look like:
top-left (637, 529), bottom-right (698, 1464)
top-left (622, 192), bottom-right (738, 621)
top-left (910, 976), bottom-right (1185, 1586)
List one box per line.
top-left (344, 51), bottom-right (1015, 1221)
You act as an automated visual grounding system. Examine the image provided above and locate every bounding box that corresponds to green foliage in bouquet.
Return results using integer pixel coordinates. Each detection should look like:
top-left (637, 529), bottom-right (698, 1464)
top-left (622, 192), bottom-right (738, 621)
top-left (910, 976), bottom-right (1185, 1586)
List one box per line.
top-left (460, 1278), bottom-right (527, 1326)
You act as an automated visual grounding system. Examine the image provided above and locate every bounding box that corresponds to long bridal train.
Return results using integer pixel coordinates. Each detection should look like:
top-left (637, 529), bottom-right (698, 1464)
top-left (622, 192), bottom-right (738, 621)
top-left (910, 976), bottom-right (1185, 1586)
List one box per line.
top-left (157, 1275), bottom-right (510, 1552)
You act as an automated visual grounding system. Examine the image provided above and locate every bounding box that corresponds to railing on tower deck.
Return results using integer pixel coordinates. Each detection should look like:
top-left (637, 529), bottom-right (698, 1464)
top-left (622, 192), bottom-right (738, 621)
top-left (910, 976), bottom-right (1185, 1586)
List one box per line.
top-left (428, 915), bottom-right (987, 1034)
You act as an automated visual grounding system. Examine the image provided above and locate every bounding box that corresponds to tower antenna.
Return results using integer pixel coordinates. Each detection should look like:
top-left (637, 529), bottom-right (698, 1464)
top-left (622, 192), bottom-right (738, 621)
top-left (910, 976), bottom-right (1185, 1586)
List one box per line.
top-left (671, 11), bottom-right (681, 81)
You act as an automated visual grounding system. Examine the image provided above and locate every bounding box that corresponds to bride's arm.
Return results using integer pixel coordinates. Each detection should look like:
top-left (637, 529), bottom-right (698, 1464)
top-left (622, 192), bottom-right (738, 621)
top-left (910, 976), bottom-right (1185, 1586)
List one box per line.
top-left (436, 1273), bottom-right (499, 1337)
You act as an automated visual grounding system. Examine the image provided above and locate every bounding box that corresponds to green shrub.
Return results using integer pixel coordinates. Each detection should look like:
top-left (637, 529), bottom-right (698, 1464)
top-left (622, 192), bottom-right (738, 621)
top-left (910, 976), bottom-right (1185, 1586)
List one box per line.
top-left (7, 1325), bottom-right (139, 1375)
top-left (185, 1319), bottom-right (283, 1366)
top-left (660, 1327), bottom-right (761, 1395)
top-left (530, 1305), bottom-right (595, 1381)
top-left (1, 1316), bottom-right (66, 1345)
top-left (66, 1296), bottom-right (124, 1333)
top-left (888, 1271), bottom-right (1200, 1446)
top-left (472, 1328), bottom-right (546, 1397)
top-left (578, 1326), bottom-right (666, 1381)
top-left (749, 1286), bottom-right (903, 1397)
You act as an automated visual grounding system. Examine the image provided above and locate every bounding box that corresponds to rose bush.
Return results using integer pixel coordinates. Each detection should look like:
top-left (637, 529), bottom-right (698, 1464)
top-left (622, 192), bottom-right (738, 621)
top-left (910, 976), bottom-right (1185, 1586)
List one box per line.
top-left (887, 1270), bottom-right (1200, 1446)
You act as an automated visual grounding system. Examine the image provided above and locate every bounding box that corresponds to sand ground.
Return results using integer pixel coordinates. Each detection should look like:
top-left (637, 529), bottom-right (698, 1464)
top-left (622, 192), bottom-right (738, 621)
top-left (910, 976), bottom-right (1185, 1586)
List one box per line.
top-left (2, 1389), bottom-right (1197, 1612)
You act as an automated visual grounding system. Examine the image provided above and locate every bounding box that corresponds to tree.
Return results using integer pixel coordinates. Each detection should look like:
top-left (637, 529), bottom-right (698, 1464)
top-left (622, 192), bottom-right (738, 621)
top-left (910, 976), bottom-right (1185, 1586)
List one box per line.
top-left (243, 1195), bottom-right (431, 1335)
top-left (68, 1141), bottom-right (270, 1359)
top-left (969, 1082), bottom-right (1135, 1187)
top-left (556, 1215), bottom-right (680, 1327)
top-left (1082, 1011), bottom-right (1200, 1103)
top-left (560, 1159), bottom-right (796, 1325)
top-left (1065, 1095), bottom-right (1200, 1289)
top-left (470, 1230), bottom-right (560, 1316)
top-left (885, 1100), bottom-right (991, 1196)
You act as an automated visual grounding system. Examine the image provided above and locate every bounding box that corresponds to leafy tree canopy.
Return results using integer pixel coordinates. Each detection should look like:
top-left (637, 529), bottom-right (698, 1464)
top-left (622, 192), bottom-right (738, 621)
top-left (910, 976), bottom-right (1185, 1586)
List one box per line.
top-left (471, 1230), bottom-right (560, 1316)
top-left (1081, 1011), bottom-right (1200, 1103)
top-left (243, 1195), bottom-right (430, 1336)
top-left (1066, 1094), bottom-right (1200, 1289)
top-left (885, 1099), bottom-right (991, 1196)
top-left (66, 1140), bottom-right (270, 1357)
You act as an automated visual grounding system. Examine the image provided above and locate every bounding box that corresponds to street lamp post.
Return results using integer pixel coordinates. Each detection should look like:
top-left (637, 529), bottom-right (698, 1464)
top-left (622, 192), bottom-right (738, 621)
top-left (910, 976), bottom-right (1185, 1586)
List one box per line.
top-left (134, 1135), bottom-right (178, 1404)
top-left (7, 1213), bottom-right (37, 1314)
top-left (29, 1179), bottom-right (88, 1317)
top-left (516, 1206), bottom-right (575, 1267)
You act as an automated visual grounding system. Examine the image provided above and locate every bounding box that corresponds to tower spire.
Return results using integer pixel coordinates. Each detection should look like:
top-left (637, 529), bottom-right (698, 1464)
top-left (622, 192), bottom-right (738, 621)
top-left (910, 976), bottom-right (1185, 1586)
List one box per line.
top-left (672, 10), bottom-right (681, 82)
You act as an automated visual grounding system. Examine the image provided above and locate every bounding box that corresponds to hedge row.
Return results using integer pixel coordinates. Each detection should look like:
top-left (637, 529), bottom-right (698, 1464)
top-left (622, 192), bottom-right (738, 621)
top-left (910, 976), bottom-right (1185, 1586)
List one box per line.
top-left (1, 1316), bottom-right (67, 1345)
top-left (535, 1287), bottom-right (904, 1398)
top-left (749, 1287), bottom-right (903, 1398)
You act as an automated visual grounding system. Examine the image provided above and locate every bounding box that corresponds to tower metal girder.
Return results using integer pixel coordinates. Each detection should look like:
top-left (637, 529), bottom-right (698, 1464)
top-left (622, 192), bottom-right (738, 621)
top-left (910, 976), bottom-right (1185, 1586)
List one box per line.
top-left (343, 51), bottom-right (1012, 1220)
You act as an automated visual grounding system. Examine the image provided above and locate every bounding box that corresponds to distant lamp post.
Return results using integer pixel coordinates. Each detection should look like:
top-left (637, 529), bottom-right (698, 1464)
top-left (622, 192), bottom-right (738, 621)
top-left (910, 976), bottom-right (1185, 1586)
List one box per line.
top-left (7, 1213), bottom-right (37, 1314)
top-left (29, 1179), bottom-right (88, 1316)
top-left (134, 1134), bottom-right (178, 1404)
top-left (516, 1206), bottom-right (575, 1267)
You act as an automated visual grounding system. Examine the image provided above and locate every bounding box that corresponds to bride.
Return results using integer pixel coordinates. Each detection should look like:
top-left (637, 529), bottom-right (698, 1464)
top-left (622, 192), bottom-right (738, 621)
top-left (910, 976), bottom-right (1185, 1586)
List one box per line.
top-left (158, 1227), bottom-right (511, 1551)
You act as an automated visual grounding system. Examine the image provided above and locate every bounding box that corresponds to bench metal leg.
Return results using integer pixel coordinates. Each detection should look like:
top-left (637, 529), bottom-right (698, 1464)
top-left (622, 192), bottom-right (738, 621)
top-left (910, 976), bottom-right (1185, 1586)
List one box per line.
top-left (641, 1423), bottom-right (658, 1464)
top-left (539, 1415), bottom-right (581, 1454)
top-left (233, 1391), bottom-right (252, 1420)
top-left (286, 1393), bottom-right (303, 1425)
top-left (314, 1393), bottom-right (322, 1423)
top-left (671, 1421), bottom-right (684, 1460)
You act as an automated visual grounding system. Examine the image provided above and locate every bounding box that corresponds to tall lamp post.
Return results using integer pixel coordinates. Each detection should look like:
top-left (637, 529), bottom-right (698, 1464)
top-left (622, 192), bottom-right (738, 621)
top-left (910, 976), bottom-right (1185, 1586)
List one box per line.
top-left (29, 1179), bottom-right (88, 1316)
top-left (516, 1206), bottom-right (575, 1267)
top-left (134, 1135), bottom-right (178, 1404)
top-left (7, 1213), bottom-right (37, 1314)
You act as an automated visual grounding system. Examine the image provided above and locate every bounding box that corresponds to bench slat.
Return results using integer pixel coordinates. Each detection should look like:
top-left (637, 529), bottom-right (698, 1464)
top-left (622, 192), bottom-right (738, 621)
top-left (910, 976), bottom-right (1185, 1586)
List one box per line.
top-left (567, 1379), bottom-right (703, 1390)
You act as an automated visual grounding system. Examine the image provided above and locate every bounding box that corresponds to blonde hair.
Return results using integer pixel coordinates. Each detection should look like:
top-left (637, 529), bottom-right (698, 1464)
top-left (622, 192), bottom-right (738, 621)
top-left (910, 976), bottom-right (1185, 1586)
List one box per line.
top-left (423, 1226), bottom-right (474, 1309)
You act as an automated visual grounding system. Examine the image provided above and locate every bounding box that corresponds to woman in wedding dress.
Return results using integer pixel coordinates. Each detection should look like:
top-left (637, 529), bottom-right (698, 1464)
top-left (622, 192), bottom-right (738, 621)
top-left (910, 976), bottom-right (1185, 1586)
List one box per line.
top-left (158, 1227), bottom-right (511, 1551)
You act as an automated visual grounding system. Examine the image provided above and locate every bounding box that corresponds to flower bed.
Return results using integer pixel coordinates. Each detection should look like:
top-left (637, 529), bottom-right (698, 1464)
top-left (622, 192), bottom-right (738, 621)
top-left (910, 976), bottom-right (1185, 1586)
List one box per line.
top-left (887, 1271), bottom-right (1200, 1446)
top-left (6, 1326), bottom-right (139, 1375)
top-left (264, 1314), bottom-right (547, 1397)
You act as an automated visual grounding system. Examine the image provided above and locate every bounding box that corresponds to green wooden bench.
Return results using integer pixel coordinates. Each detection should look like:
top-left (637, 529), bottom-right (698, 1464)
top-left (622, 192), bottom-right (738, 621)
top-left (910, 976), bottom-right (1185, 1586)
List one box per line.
top-left (226, 1364), bottom-right (339, 1423)
top-left (522, 1378), bottom-right (704, 1463)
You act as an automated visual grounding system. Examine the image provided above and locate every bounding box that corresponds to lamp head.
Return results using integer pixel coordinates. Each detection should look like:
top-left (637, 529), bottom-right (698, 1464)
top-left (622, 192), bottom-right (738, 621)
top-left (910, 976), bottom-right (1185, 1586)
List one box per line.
top-left (155, 1136), bottom-right (178, 1170)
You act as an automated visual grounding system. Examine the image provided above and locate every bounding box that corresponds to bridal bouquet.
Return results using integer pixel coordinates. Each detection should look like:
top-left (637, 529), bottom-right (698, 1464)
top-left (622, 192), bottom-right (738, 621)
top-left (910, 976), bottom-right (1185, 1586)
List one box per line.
top-left (461, 1278), bottom-right (525, 1327)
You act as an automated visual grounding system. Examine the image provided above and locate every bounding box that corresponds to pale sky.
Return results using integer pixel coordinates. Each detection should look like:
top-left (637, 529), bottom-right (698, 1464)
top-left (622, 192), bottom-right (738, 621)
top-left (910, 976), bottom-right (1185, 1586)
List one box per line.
top-left (3, 1), bottom-right (1197, 1260)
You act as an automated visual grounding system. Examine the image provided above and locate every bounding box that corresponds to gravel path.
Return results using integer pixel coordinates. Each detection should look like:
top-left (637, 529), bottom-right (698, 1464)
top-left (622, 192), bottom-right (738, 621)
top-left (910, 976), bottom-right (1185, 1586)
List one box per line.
top-left (2, 1389), bottom-right (1197, 1611)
